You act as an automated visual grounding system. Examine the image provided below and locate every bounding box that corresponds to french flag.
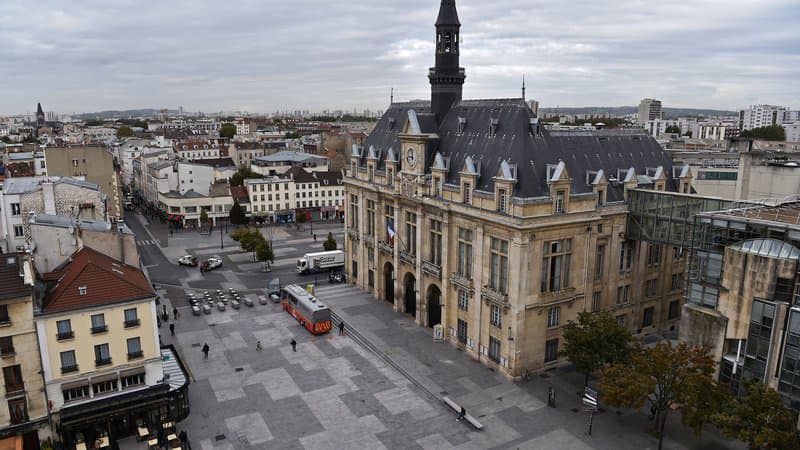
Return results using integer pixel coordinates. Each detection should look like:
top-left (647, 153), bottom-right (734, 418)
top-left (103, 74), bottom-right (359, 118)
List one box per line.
top-left (387, 219), bottom-right (396, 246)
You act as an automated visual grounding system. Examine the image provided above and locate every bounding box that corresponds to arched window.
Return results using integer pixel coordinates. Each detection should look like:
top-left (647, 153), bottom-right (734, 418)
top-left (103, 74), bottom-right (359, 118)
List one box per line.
top-left (444, 33), bottom-right (452, 53)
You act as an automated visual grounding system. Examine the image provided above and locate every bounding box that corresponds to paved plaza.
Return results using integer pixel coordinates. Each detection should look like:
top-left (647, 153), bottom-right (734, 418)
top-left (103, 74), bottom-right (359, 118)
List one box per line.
top-left (125, 211), bottom-right (744, 450)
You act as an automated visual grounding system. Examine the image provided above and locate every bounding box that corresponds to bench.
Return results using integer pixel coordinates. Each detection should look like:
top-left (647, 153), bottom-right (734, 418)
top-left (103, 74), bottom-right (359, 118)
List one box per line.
top-left (442, 396), bottom-right (484, 430)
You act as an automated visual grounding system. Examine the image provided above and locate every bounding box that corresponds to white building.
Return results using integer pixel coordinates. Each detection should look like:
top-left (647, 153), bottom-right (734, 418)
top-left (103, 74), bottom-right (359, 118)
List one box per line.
top-left (784, 122), bottom-right (800, 143)
top-left (644, 118), bottom-right (680, 137)
top-left (244, 166), bottom-right (344, 222)
top-left (158, 183), bottom-right (233, 228)
top-left (739, 104), bottom-right (796, 130)
top-left (249, 150), bottom-right (329, 176)
top-left (0, 177), bottom-right (106, 252)
top-left (174, 140), bottom-right (222, 160)
top-left (638, 98), bottom-right (662, 124)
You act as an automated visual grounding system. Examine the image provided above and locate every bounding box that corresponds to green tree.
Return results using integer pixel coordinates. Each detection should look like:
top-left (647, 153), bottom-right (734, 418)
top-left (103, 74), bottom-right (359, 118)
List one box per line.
top-left (230, 167), bottom-right (262, 187)
top-left (560, 311), bottom-right (631, 388)
top-left (220, 123), bottom-right (236, 138)
top-left (600, 341), bottom-right (721, 450)
top-left (323, 232), bottom-right (337, 251)
top-left (199, 209), bottom-right (209, 229)
top-left (665, 125), bottom-right (680, 134)
top-left (229, 201), bottom-right (247, 225)
top-left (741, 125), bottom-right (786, 141)
top-left (255, 239), bottom-right (275, 269)
top-left (116, 125), bottom-right (134, 138)
top-left (239, 229), bottom-right (264, 253)
top-left (713, 378), bottom-right (800, 450)
top-left (285, 131), bottom-right (301, 139)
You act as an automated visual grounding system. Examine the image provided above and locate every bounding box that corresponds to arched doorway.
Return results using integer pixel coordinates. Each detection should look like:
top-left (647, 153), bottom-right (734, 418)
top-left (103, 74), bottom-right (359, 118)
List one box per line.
top-left (383, 262), bottom-right (394, 304)
top-left (427, 285), bottom-right (441, 328)
top-left (403, 273), bottom-right (416, 317)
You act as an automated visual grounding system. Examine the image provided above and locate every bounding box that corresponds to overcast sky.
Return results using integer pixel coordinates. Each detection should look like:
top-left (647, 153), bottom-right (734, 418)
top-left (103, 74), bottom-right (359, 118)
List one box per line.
top-left (1, 0), bottom-right (797, 115)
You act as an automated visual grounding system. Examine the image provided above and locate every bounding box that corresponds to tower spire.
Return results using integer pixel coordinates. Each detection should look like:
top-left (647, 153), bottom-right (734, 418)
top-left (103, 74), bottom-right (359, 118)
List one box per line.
top-left (429, 0), bottom-right (466, 123)
top-left (522, 76), bottom-right (526, 100)
top-left (390, 88), bottom-right (394, 105)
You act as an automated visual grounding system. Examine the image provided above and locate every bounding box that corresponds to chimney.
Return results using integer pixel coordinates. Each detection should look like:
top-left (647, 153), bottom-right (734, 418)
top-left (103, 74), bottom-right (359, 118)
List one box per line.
top-left (42, 181), bottom-right (56, 215)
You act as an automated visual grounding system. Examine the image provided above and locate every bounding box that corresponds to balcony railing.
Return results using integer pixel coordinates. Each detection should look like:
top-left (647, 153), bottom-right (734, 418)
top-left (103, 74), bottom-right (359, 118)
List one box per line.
top-left (378, 240), bottom-right (394, 255)
top-left (422, 261), bottom-right (441, 279)
top-left (449, 272), bottom-right (473, 291)
top-left (347, 229), bottom-right (360, 243)
top-left (0, 345), bottom-right (16, 358)
top-left (61, 364), bottom-right (79, 374)
top-left (57, 331), bottom-right (74, 341)
top-left (481, 286), bottom-right (509, 308)
top-left (91, 325), bottom-right (108, 334)
top-left (399, 250), bottom-right (417, 268)
top-left (127, 351), bottom-right (143, 360)
top-left (95, 357), bottom-right (112, 367)
top-left (362, 234), bottom-right (375, 247)
top-left (4, 383), bottom-right (24, 394)
top-left (124, 319), bottom-right (141, 328)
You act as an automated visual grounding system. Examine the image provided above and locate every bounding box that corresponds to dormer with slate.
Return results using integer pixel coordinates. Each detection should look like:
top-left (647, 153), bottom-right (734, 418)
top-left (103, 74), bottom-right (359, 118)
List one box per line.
top-left (493, 160), bottom-right (517, 214)
top-left (431, 152), bottom-right (448, 197)
top-left (366, 145), bottom-right (378, 182)
top-left (547, 161), bottom-right (570, 214)
top-left (587, 169), bottom-right (608, 207)
top-left (459, 156), bottom-right (479, 205)
top-left (621, 167), bottom-right (638, 200)
top-left (647, 166), bottom-right (666, 191)
top-left (350, 144), bottom-right (361, 178)
top-left (385, 147), bottom-right (398, 186)
top-left (675, 164), bottom-right (692, 194)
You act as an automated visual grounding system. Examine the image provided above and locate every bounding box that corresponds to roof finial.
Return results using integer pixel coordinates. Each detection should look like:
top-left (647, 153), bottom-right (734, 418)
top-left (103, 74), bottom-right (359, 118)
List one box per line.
top-left (522, 75), bottom-right (526, 100)
top-left (390, 87), bottom-right (394, 105)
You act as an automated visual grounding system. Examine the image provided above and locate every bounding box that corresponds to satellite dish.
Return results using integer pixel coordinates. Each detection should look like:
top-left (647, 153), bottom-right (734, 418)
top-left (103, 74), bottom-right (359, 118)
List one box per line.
top-left (71, 239), bottom-right (77, 246)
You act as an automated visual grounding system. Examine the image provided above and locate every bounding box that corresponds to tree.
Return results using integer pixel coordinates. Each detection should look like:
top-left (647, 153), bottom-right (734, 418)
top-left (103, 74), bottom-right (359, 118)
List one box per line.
top-left (116, 126), bottom-right (134, 138)
top-left (665, 125), bottom-right (680, 134)
top-left (741, 125), bottom-right (786, 141)
top-left (285, 131), bottom-right (301, 139)
top-left (713, 378), bottom-right (800, 450)
top-left (255, 239), bottom-right (275, 269)
top-left (239, 229), bottom-right (264, 253)
top-left (230, 167), bottom-right (261, 187)
top-left (600, 341), bottom-right (721, 450)
top-left (323, 232), bottom-right (337, 251)
top-left (199, 209), bottom-right (209, 229)
top-left (560, 311), bottom-right (631, 388)
top-left (220, 123), bottom-right (236, 138)
top-left (229, 201), bottom-right (247, 225)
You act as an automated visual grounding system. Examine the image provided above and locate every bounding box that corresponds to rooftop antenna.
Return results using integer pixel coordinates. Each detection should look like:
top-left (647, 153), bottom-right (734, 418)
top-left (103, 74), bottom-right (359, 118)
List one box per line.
top-left (522, 76), bottom-right (526, 101)
top-left (390, 88), bottom-right (394, 105)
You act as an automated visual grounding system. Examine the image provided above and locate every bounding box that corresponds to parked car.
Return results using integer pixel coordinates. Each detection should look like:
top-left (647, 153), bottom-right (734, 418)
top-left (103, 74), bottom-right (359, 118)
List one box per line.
top-left (178, 255), bottom-right (198, 267)
top-left (206, 257), bottom-right (223, 271)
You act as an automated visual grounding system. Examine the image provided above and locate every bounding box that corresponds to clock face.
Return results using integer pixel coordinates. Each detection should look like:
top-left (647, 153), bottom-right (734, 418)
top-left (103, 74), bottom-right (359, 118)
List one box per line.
top-left (406, 148), bottom-right (417, 168)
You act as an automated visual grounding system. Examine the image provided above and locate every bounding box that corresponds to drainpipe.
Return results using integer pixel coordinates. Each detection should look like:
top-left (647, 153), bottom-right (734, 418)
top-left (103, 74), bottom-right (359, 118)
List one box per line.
top-left (584, 224), bottom-right (592, 311)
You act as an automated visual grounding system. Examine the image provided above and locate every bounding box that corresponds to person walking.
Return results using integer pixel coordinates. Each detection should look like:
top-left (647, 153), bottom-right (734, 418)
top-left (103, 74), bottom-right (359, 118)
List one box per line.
top-left (169, 323), bottom-right (175, 336)
top-left (457, 406), bottom-right (466, 422)
top-left (338, 322), bottom-right (345, 336)
top-left (173, 307), bottom-right (179, 320)
top-left (290, 339), bottom-right (297, 352)
top-left (256, 340), bottom-right (262, 351)
top-left (202, 343), bottom-right (209, 359)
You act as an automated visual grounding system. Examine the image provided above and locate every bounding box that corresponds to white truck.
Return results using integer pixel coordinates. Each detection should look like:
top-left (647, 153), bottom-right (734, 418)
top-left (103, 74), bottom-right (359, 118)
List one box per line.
top-left (296, 250), bottom-right (345, 274)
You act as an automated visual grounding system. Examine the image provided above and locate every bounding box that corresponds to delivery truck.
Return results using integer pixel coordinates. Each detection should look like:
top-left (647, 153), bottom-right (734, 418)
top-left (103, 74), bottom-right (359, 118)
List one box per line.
top-left (296, 250), bottom-right (345, 274)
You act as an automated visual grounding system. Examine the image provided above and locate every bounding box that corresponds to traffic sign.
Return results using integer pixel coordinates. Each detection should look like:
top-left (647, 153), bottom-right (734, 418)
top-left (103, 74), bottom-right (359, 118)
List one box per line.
top-left (583, 386), bottom-right (598, 411)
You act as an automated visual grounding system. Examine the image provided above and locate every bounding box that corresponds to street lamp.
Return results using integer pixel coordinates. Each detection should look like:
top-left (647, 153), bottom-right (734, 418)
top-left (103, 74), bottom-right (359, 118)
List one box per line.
top-left (220, 220), bottom-right (224, 249)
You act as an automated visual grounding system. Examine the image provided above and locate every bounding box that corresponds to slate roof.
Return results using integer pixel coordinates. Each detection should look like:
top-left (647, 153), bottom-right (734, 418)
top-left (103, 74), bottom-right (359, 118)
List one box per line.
top-left (30, 213), bottom-right (133, 235)
top-left (0, 254), bottom-right (29, 301)
top-left (253, 151), bottom-right (328, 165)
top-left (436, 0), bottom-right (460, 26)
top-left (186, 157), bottom-right (236, 168)
top-left (360, 98), bottom-right (677, 201)
top-left (42, 247), bottom-right (154, 314)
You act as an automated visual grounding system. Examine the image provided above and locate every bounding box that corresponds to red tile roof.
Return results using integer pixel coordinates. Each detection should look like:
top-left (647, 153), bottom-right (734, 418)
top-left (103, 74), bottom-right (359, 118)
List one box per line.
top-left (230, 186), bottom-right (249, 202)
top-left (42, 247), bottom-right (154, 314)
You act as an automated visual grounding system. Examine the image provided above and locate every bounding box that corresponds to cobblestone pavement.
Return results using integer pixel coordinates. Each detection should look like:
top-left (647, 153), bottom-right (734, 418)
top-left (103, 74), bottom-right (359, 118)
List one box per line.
top-left (135, 211), bottom-right (744, 450)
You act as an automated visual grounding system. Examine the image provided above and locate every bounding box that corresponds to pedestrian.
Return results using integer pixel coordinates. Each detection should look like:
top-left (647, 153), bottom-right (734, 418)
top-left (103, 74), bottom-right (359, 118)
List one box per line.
top-left (256, 340), bottom-right (262, 351)
top-left (457, 406), bottom-right (466, 422)
top-left (290, 338), bottom-right (296, 352)
top-left (179, 430), bottom-right (191, 450)
top-left (202, 343), bottom-right (209, 359)
top-left (338, 321), bottom-right (345, 336)
top-left (173, 307), bottom-right (179, 320)
top-left (169, 323), bottom-right (175, 336)
top-left (313, 234), bottom-right (317, 241)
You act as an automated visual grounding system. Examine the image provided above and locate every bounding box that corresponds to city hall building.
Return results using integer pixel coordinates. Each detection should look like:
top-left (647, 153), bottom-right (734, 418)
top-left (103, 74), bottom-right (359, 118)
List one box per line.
top-left (343, 0), bottom-right (693, 378)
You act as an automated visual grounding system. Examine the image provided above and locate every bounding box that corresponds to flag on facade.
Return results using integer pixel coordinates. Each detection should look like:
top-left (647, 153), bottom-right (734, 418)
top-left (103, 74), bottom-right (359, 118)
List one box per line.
top-left (387, 219), bottom-right (395, 246)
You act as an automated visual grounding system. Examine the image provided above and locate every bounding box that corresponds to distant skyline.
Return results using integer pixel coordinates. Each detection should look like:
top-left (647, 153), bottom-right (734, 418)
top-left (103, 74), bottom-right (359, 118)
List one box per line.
top-left (1, 0), bottom-right (798, 116)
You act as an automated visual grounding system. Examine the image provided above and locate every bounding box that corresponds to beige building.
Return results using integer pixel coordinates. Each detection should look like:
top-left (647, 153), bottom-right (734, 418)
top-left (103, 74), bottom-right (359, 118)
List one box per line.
top-left (35, 247), bottom-right (188, 446)
top-left (44, 145), bottom-right (122, 220)
top-left (0, 254), bottom-right (50, 447)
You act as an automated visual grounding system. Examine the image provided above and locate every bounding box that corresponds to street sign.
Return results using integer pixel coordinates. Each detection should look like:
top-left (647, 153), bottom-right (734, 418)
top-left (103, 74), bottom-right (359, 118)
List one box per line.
top-left (583, 387), bottom-right (598, 411)
top-left (584, 387), bottom-right (598, 399)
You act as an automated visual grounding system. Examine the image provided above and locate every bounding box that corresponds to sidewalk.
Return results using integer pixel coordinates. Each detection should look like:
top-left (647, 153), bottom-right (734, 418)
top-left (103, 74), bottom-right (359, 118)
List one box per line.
top-left (315, 284), bottom-right (744, 450)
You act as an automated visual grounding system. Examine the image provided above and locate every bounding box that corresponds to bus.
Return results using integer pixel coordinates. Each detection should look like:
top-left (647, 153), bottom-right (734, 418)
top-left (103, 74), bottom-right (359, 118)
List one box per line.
top-left (280, 284), bottom-right (332, 335)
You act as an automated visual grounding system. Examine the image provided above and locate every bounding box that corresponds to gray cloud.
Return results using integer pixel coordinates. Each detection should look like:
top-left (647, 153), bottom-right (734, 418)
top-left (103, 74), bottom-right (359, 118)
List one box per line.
top-left (0, 0), bottom-right (797, 115)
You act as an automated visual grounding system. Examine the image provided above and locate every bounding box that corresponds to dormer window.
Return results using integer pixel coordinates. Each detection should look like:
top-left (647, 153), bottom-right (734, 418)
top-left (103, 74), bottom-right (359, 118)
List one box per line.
top-left (489, 118), bottom-right (499, 137)
top-left (463, 182), bottom-right (472, 204)
top-left (597, 189), bottom-right (605, 206)
top-left (555, 190), bottom-right (565, 214)
top-left (387, 167), bottom-right (394, 185)
top-left (497, 188), bottom-right (508, 213)
top-left (78, 286), bottom-right (87, 296)
top-left (433, 176), bottom-right (441, 196)
top-left (458, 117), bottom-right (466, 134)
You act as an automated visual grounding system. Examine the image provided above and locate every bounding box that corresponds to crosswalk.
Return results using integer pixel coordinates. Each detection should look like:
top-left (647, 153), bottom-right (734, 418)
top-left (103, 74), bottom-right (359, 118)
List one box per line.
top-left (136, 239), bottom-right (158, 246)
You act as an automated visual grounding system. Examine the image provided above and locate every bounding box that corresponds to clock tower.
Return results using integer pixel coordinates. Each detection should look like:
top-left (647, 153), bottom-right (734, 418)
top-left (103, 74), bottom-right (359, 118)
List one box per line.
top-left (429, 0), bottom-right (465, 124)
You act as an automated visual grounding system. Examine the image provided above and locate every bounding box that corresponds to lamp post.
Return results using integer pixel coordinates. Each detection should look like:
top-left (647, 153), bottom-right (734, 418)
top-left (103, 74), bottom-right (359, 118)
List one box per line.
top-left (220, 220), bottom-right (224, 249)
